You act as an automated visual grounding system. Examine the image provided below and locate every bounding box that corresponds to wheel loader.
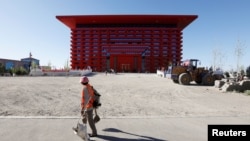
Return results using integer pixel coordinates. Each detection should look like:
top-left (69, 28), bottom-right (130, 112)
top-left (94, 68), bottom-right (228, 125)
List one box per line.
top-left (171, 59), bottom-right (215, 85)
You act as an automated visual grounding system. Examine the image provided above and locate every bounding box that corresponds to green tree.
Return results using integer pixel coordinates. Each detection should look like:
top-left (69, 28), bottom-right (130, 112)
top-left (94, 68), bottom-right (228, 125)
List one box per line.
top-left (31, 61), bottom-right (37, 69)
top-left (14, 66), bottom-right (28, 75)
top-left (9, 68), bottom-right (15, 75)
top-left (0, 63), bottom-right (5, 74)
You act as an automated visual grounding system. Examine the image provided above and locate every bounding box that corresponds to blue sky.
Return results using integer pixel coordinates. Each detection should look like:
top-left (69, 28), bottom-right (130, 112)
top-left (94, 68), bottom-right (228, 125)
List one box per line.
top-left (0, 0), bottom-right (249, 71)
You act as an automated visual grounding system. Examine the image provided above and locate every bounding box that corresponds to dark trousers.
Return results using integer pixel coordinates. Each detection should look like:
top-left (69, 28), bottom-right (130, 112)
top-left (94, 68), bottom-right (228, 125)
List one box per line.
top-left (86, 109), bottom-right (97, 134)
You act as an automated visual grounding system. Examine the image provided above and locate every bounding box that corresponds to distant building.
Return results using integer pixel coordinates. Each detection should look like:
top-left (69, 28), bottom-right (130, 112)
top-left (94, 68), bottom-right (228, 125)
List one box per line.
top-left (0, 57), bottom-right (40, 71)
top-left (0, 58), bottom-right (24, 70)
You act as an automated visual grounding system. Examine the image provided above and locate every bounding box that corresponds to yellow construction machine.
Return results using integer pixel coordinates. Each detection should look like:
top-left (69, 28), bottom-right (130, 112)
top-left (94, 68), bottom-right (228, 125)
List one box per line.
top-left (171, 59), bottom-right (217, 85)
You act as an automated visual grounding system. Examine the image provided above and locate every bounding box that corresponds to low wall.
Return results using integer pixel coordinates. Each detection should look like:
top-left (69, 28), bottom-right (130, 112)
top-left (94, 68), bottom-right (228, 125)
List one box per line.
top-left (29, 69), bottom-right (92, 76)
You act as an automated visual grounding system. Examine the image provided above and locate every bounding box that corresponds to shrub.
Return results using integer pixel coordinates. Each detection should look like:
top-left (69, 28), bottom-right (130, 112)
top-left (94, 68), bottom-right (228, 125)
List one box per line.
top-left (245, 90), bottom-right (250, 95)
top-left (0, 63), bottom-right (5, 74)
top-left (11, 67), bottom-right (28, 75)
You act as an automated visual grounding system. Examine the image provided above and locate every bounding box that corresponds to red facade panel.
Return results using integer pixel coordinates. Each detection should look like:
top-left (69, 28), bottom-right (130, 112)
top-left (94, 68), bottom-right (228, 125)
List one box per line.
top-left (56, 15), bottom-right (197, 73)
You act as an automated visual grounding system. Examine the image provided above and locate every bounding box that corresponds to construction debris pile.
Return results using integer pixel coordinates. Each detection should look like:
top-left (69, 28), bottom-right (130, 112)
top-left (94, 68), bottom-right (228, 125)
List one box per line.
top-left (214, 74), bottom-right (250, 93)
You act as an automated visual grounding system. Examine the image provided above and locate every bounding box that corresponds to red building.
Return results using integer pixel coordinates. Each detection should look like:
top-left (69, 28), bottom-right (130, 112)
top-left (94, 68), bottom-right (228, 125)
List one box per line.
top-left (56, 15), bottom-right (197, 72)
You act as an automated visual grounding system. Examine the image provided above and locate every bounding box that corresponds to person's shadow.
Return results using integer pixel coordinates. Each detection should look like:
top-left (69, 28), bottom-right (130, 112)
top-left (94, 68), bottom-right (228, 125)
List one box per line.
top-left (92, 128), bottom-right (167, 141)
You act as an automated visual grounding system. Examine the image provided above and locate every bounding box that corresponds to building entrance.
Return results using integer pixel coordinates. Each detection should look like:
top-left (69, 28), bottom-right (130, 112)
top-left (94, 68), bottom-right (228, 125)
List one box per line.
top-left (121, 64), bottom-right (130, 72)
top-left (109, 55), bottom-right (141, 72)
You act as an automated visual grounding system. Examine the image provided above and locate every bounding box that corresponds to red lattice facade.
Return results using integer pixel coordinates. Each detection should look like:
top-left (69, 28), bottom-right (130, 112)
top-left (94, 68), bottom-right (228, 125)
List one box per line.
top-left (56, 15), bottom-right (197, 72)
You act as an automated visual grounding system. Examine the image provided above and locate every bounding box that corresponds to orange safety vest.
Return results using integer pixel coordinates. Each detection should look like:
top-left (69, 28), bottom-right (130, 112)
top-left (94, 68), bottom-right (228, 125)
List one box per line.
top-left (81, 84), bottom-right (95, 110)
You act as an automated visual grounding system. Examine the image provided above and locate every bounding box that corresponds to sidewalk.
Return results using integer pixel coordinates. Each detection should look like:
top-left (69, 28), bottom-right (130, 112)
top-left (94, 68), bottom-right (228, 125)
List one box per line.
top-left (0, 116), bottom-right (249, 141)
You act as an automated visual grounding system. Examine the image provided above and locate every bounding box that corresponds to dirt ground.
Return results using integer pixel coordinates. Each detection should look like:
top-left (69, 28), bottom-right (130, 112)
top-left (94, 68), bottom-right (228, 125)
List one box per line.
top-left (1, 73), bottom-right (250, 141)
top-left (1, 72), bottom-right (250, 118)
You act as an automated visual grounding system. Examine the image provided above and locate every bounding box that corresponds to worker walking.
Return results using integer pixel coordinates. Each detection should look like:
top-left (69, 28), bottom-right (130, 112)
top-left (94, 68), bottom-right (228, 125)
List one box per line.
top-left (80, 76), bottom-right (98, 137)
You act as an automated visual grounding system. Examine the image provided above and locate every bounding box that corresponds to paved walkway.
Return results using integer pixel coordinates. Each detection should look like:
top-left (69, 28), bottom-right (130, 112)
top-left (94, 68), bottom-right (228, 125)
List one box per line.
top-left (0, 116), bottom-right (249, 141)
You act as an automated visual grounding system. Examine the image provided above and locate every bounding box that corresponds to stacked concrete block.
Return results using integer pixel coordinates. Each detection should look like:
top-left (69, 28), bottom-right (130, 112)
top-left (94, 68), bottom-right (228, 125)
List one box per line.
top-left (220, 80), bottom-right (250, 92)
top-left (214, 80), bottom-right (225, 88)
top-left (238, 80), bottom-right (250, 92)
top-left (220, 82), bottom-right (240, 92)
